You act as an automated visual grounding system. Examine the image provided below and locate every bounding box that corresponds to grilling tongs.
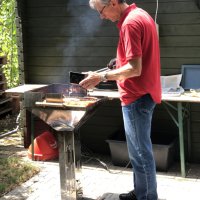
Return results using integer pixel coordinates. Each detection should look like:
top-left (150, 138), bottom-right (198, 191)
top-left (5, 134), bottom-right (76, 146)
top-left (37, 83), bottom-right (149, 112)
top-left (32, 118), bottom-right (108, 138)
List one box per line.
top-left (69, 67), bottom-right (111, 84)
top-left (69, 58), bottom-right (116, 84)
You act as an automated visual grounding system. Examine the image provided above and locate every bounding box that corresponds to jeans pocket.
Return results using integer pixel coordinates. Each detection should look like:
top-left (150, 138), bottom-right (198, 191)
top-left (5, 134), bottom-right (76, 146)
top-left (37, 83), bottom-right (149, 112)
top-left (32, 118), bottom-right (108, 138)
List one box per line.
top-left (139, 94), bottom-right (155, 114)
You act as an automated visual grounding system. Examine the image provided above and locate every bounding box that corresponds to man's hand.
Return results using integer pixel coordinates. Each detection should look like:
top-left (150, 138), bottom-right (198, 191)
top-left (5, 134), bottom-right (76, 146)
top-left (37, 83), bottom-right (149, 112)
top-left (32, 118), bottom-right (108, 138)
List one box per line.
top-left (79, 71), bottom-right (101, 89)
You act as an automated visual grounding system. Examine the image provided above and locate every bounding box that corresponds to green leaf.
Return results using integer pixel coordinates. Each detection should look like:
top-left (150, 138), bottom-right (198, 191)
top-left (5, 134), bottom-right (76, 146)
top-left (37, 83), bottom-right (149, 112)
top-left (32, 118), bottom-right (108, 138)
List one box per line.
top-left (0, 0), bottom-right (19, 88)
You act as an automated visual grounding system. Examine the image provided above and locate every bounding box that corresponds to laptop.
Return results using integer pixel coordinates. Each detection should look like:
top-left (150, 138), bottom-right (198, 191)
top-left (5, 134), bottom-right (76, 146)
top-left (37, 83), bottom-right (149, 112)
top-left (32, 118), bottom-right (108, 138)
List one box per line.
top-left (162, 64), bottom-right (200, 97)
top-left (180, 64), bottom-right (200, 90)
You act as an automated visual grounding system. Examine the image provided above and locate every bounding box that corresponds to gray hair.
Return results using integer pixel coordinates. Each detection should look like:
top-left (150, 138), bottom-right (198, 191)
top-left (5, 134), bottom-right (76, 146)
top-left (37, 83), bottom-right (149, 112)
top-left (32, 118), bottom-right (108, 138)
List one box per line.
top-left (89, 0), bottom-right (110, 9)
top-left (89, 0), bottom-right (126, 10)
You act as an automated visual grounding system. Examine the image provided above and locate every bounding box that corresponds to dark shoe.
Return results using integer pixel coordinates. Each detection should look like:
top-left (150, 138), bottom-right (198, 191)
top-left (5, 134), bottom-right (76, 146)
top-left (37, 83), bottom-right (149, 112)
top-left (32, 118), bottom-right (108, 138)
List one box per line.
top-left (119, 190), bottom-right (137, 200)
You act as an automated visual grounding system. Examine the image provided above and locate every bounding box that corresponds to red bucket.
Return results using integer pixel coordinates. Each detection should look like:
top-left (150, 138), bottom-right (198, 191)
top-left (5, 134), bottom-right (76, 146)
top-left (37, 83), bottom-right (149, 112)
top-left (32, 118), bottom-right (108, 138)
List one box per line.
top-left (28, 131), bottom-right (59, 161)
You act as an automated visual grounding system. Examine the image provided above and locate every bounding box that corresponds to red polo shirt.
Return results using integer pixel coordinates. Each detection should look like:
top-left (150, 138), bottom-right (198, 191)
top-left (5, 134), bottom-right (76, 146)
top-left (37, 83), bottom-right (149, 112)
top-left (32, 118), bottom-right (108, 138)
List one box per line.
top-left (116, 4), bottom-right (161, 106)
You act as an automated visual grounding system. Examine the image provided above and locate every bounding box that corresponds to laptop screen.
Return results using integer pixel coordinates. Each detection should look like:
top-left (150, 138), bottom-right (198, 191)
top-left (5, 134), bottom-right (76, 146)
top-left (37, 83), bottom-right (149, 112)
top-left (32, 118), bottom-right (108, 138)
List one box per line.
top-left (181, 65), bottom-right (200, 90)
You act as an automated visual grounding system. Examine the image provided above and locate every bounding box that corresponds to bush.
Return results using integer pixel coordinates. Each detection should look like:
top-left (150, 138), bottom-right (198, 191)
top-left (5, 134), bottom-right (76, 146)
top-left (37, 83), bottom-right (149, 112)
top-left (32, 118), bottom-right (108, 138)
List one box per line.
top-left (0, 0), bottom-right (19, 88)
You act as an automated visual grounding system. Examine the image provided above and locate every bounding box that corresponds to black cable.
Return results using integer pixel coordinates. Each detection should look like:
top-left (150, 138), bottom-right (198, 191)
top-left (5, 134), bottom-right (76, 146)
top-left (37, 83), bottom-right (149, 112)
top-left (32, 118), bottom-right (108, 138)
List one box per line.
top-left (81, 144), bottom-right (131, 174)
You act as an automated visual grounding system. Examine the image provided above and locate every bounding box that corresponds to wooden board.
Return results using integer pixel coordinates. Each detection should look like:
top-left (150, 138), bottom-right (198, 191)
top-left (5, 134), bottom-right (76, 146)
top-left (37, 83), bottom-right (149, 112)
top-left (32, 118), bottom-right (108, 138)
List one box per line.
top-left (35, 97), bottom-right (99, 109)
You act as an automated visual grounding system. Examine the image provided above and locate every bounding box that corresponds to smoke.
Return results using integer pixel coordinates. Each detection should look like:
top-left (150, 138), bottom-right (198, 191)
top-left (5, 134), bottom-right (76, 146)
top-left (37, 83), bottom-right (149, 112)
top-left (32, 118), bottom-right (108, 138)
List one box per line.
top-left (61, 0), bottom-right (104, 80)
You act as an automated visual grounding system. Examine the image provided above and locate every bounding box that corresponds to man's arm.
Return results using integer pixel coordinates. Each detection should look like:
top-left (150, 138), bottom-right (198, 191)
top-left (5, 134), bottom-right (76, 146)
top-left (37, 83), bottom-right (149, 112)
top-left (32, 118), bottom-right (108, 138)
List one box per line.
top-left (106, 57), bottom-right (142, 81)
top-left (79, 57), bottom-right (142, 89)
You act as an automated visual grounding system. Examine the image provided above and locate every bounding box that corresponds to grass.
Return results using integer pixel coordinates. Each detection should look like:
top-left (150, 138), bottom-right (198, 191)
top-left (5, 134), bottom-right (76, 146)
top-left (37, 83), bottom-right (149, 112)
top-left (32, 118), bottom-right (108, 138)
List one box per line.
top-left (0, 114), bottom-right (40, 197)
top-left (0, 156), bottom-right (40, 197)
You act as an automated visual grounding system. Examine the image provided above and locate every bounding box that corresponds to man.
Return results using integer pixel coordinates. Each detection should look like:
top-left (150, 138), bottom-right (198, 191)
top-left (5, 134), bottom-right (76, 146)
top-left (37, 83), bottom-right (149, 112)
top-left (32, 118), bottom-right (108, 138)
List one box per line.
top-left (80, 0), bottom-right (161, 199)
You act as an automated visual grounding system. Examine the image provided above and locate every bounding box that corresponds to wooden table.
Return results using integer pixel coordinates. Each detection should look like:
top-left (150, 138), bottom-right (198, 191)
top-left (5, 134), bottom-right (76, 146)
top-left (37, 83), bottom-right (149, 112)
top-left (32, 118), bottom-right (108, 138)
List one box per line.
top-left (89, 90), bottom-right (200, 177)
top-left (5, 84), bottom-right (47, 96)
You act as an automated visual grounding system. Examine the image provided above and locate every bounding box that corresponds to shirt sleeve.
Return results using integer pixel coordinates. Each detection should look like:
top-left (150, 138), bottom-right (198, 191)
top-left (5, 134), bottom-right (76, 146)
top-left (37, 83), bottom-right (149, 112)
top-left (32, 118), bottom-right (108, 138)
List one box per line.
top-left (121, 23), bottom-right (142, 61)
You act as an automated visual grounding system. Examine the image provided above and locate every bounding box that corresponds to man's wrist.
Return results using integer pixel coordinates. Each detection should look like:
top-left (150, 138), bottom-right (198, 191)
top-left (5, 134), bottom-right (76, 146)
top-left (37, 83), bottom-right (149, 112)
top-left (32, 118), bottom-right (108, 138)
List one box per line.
top-left (100, 73), bottom-right (108, 82)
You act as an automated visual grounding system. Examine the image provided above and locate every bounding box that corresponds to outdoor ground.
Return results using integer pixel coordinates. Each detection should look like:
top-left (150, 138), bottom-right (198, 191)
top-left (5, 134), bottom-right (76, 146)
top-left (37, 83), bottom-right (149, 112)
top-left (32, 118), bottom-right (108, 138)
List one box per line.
top-left (0, 114), bottom-right (27, 160)
top-left (1, 114), bottom-right (200, 200)
top-left (0, 114), bottom-right (40, 197)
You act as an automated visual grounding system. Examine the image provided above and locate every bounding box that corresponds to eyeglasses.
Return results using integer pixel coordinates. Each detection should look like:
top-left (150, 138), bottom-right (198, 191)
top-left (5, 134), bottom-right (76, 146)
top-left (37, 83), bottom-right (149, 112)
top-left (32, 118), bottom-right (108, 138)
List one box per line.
top-left (99, 5), bottom-right (107, 15)
top-left (97, 1), bottom-right (111, 15)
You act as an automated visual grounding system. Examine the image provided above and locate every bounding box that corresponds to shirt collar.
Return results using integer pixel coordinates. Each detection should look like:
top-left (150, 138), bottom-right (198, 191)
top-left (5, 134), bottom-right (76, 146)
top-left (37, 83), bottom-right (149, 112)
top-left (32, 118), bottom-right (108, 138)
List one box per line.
top-left (117, 3), bottom-right (137, 29)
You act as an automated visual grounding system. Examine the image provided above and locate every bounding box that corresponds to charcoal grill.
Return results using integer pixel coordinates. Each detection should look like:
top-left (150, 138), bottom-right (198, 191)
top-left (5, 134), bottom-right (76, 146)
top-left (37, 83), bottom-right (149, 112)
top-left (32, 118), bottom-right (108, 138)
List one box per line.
top-left (24, 83), bottom-right (106, 200)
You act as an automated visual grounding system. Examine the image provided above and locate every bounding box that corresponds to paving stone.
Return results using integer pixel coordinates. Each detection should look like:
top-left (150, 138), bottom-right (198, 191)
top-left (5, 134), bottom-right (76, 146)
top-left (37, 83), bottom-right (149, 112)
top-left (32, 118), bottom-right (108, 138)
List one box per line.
top-left (1, 160), bottom-right (200, 200)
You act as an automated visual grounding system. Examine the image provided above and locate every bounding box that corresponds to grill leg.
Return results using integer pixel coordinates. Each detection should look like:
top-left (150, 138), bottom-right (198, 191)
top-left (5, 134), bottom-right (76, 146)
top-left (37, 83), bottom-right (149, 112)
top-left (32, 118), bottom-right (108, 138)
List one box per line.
top-left (58, 131), bottom-right (77, 200)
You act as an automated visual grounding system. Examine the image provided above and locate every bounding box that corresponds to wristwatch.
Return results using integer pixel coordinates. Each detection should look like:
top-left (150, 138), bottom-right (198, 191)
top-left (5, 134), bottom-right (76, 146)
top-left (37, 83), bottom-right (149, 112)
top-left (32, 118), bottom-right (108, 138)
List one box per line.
top-left (100, 73), bottom-right (107, 82)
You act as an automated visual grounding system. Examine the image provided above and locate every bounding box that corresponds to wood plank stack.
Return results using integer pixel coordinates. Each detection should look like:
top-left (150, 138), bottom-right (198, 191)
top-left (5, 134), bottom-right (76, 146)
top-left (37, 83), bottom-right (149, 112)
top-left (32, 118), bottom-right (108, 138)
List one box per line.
top-left (0, 56), bottom-right (12, 117)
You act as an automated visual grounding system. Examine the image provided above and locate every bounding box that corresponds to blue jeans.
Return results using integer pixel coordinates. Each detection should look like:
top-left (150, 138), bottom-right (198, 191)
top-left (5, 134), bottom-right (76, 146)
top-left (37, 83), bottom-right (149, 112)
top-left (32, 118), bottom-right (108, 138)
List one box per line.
top-left (122, 94), bottom-right (158, 200)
